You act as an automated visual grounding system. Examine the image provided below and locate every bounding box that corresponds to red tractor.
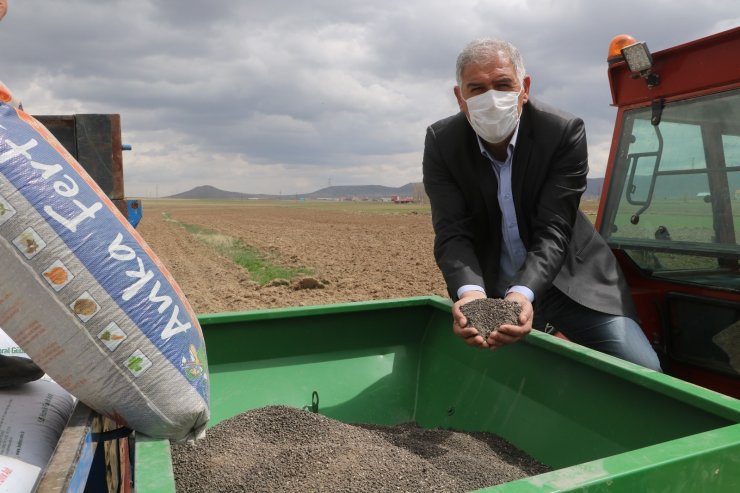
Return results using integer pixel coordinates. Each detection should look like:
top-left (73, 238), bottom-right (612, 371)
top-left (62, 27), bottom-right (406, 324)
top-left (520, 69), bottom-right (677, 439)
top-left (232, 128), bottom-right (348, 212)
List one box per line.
top-left (599, 27), bottom-right (739, 398)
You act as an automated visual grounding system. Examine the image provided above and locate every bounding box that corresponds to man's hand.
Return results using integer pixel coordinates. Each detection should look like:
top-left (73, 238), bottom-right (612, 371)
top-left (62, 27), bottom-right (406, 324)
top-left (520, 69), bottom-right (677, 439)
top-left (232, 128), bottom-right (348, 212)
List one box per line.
top-left (486, 291), bottom-right (533, 350)
top-left (452, 290), bottom-right (489, 348)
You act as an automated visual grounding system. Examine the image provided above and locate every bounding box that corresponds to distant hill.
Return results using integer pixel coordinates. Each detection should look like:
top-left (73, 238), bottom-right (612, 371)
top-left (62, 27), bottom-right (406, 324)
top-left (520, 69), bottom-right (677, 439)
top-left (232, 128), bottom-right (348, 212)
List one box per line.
top-left (170, 179), bottom-right (605, 200)
top-left (169, 185), bottom-right (276, 200)
top-left (168, 183), bottom-right (420, 200)
top-left (303, 183), bottom-right (417, 199)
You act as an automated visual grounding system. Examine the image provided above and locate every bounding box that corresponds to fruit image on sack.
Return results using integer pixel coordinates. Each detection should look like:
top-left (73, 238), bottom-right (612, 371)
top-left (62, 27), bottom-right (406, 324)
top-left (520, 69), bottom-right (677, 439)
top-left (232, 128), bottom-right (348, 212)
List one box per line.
top-left (0, 102), bottom-right (209, 441)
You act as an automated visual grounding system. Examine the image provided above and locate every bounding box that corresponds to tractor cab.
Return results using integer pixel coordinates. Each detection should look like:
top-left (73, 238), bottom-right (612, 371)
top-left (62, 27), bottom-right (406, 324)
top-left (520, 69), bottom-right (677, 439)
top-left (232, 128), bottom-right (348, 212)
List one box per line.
top-left (599, 28), bottom-right (740, 397)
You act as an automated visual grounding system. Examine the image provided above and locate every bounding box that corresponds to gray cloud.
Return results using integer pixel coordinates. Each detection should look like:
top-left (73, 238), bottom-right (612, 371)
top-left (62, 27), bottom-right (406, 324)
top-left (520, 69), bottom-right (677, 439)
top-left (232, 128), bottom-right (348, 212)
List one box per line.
top-left (1, 0), bottom-right (737, 196)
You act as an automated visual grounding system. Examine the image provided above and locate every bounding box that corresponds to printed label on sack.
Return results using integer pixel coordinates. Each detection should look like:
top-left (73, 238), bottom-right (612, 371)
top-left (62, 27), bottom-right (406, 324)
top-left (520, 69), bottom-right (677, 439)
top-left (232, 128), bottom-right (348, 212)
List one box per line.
top-left (0, 456), bottom-right (40, 493)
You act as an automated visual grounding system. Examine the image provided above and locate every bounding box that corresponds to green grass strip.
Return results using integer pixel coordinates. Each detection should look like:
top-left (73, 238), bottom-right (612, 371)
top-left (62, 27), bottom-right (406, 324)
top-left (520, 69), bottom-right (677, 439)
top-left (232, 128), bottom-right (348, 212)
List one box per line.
top-left (162, 213), bottom-right (312, 285)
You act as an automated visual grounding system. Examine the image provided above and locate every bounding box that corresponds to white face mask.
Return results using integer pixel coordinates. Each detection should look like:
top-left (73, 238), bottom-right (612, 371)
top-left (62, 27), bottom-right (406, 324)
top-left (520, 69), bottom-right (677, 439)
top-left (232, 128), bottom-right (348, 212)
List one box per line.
top-left (463, 89), bottom-right (522, 144)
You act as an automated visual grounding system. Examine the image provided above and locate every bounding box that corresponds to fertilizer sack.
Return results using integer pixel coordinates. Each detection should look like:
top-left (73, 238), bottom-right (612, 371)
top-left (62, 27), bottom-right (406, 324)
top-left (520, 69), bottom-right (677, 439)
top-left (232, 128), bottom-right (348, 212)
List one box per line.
top-left (0, 456), bottom-right (41, 493)
top-left (0, 378), bottom-right (75, 468)
top-left (0, 103), bottom-right (209, 440)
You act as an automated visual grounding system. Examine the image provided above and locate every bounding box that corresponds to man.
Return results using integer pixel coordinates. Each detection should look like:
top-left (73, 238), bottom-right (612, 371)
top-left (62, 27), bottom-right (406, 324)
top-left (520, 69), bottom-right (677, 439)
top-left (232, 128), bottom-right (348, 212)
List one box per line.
top-left (0, 0), bottom-right (45, 386)
top-left (422, 38), bottom-right (661, 371)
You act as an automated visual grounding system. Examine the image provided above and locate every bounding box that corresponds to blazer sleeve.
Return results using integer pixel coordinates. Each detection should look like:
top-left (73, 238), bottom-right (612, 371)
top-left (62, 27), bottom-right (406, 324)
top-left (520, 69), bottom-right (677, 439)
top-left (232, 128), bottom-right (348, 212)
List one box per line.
top-left (422, 124), bottom-right (486, 299)
top-left (514, 115), bottom-right (589, 298)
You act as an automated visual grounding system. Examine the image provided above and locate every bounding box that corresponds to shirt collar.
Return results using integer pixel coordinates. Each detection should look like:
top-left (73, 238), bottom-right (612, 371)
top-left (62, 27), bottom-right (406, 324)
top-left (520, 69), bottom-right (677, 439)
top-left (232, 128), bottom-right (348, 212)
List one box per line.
top-left (476, 124), bottom-right (519, 165)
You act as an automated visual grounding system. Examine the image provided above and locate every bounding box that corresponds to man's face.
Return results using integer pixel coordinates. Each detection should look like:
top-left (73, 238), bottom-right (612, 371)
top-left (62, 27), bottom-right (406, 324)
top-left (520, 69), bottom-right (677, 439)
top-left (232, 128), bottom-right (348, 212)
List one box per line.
top-left (454, 56), bottom-right (530, 119)
top-left (0, 0), bottom-right (7, 21)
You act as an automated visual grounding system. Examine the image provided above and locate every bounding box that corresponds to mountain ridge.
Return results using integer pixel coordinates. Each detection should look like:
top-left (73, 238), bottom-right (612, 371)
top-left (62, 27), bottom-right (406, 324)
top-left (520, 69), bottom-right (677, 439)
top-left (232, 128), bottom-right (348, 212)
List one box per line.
top-left (169, 179), bottom-right (606, 200)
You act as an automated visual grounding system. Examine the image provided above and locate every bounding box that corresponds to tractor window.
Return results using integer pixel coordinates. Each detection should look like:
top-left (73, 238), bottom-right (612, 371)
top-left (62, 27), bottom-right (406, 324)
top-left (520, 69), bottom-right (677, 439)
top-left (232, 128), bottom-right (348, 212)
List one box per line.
top-left (602, 89), bottom-right (740, 291)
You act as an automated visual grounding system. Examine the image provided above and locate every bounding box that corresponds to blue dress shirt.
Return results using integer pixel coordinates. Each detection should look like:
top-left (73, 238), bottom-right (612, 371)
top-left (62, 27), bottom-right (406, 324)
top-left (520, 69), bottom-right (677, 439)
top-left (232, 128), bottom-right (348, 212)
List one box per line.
top-left (457, 127), bottom-right (535, 303)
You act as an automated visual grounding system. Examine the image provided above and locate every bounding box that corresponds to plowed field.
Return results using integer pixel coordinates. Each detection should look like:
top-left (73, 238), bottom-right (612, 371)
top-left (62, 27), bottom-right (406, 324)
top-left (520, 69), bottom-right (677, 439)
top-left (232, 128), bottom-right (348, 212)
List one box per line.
top-left (136, 199), bottom-right (449, 314)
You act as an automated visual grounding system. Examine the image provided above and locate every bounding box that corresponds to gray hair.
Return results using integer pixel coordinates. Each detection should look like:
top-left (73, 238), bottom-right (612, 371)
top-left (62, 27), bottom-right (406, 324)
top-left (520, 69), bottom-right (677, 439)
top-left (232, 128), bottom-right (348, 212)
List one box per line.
top-left (455, 38), bottom-right (526, 86)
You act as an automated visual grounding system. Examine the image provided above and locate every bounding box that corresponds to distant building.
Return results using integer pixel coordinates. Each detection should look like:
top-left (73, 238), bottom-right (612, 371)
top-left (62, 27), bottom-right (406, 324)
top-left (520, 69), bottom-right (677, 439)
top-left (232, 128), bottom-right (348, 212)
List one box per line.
top-left (391, 195), bottom-right (414, 204)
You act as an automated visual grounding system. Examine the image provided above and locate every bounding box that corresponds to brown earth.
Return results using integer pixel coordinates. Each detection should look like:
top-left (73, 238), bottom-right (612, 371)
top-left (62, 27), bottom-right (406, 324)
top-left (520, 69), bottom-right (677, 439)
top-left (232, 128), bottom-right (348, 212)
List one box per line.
top-left (135, 200), bottom-right (450, 314)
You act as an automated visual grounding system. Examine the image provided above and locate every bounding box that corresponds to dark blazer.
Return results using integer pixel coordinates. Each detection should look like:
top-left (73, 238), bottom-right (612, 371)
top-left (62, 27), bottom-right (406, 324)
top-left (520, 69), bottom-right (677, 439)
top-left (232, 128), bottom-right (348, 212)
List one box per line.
top-left (422, 97), bottom-right (637, 319)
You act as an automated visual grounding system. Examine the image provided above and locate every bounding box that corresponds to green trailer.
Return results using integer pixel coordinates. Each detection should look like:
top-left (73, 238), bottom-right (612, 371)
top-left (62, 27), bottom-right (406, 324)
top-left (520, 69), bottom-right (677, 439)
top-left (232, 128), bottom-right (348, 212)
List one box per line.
top-left (125, 296), bottom-right (739, 492)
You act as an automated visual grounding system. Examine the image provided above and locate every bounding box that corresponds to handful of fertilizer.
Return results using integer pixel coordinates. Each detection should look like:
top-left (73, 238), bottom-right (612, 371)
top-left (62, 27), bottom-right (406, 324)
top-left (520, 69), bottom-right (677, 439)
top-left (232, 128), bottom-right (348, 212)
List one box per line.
top-left (460, 298), bottom-right (521, 340)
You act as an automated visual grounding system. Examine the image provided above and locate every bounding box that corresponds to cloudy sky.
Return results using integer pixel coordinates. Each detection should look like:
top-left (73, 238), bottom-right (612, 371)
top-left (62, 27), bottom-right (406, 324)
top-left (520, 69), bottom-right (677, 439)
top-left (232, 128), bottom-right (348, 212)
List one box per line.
top-left (1, 1), bottom-right (737, 197)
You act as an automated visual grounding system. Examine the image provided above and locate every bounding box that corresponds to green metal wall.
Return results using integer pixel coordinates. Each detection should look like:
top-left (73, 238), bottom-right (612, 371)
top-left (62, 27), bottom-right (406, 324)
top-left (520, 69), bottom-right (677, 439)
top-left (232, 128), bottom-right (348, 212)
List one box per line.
top-left (136, 296), bottom-right (740, 492)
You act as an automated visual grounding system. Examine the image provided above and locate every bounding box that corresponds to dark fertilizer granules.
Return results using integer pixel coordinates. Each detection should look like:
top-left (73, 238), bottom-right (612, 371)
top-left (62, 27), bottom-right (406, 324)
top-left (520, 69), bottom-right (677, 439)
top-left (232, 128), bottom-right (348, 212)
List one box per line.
top-left (171, 405), bottom-right (550, 492)
top-left (460, 298), bottom-right (522, 340)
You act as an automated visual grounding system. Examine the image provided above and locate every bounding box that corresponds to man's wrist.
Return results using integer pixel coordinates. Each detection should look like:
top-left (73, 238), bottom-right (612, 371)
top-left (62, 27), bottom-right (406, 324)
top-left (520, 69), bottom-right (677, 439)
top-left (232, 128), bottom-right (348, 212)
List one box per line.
top-left (505, 285), bottom-right (534, 303)
top-left (457, 284), bottom-right (486, 299)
